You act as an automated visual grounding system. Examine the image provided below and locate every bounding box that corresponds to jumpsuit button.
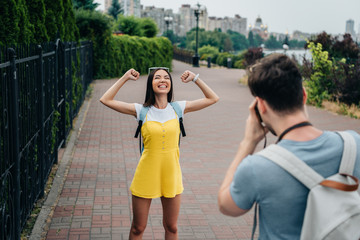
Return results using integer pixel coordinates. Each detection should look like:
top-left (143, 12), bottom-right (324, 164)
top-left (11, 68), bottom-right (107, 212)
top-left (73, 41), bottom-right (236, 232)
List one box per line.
top-left (163, 130), bottom-right (165, 132)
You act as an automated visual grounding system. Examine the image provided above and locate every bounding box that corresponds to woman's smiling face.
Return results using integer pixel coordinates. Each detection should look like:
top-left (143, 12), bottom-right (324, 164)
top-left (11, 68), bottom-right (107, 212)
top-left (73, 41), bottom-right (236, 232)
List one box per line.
top-left (152, 69), bottom-right (171, 95)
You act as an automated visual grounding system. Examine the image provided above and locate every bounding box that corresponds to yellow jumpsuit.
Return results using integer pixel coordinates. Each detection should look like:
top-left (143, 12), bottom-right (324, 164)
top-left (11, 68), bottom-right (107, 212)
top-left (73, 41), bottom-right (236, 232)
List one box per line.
top-left (130, 115), bottom-right (184, 198)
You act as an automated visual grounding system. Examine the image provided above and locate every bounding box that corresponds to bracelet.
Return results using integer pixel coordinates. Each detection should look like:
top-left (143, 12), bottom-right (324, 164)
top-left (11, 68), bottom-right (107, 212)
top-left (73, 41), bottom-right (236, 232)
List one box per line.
top-left (193, 74), bottom-right (200, 83)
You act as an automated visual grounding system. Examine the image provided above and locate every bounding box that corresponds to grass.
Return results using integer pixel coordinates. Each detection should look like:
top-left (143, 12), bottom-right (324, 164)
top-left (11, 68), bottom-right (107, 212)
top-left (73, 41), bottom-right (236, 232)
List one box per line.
top-left (20, 163), bottom-right (59, 239)
top-left (238, 75), bottom-right (248, 85)
top-left (322, 100), bottom-right (360, 119)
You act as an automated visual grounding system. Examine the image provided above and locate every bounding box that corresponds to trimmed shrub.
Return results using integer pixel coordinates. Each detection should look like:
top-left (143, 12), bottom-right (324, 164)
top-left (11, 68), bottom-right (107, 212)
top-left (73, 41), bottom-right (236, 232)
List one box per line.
top-left (216, 52), bottom-right (233, 67)
top-left (96, 35), bottom-right (172, 78)
top-left (75, 9), bottom-right (112, 77)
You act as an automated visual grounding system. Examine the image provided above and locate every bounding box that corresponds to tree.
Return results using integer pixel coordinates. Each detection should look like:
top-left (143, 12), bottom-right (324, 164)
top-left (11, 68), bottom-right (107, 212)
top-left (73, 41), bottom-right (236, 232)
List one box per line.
top-left (26, 0), bottom-right (49, 43)
top-left (139, 18), bottom-right (157, 38)
top-left (64, 0), bottom-right (79, 41)
top-left (265, 35), bottom-right (282, 49)
top-left (254, 34), bottom-right (263, 47)
top-left (307, 32), bottom-right (360, 60)
top-left (307, 32), bottom-right (332, 53)
top-left (185, 28), bottom-right (239, 53)
top-left (115, 15), bottom-right (141, 36)
top-left (73, 0), bottom-right (99, 11)
top-left (0, 0), bottom-right (20, 45)
top-left (248, 31), bottom-right (255, 47)
top-left (162, 30), bottom-right (176, 43)
top-left (332, 34), bottom-right (359, 60)
top-left (288, 39), bottom-right (306, 49)
top-left (76, 9), bottom-right (111, 44)
top-left (75, 9), bottom-right (112, 77)
top-left (44, 0), bottom-right (65, 41)
top-left (227, 30), bottom-right (248, 51)
top-left (198, 45), bottom-right (219, 59)
top-left (108, 0), bottom-right (122, 20)
top-left (223, 37), bottom-right (233, 52)
top-left (17, 0), bottom-right (34, 44)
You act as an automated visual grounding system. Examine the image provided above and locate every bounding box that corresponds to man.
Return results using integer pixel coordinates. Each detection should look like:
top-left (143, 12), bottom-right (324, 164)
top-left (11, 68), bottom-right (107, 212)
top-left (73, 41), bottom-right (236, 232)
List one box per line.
top-left (217, 54), bottom-right (360, 239)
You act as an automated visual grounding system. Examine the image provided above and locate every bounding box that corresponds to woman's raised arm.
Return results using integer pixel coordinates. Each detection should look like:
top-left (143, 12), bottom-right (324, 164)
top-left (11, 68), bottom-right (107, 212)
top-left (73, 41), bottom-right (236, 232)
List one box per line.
top-left (100, 69), bottom-right (140, 117)
top-left (180, 70), bottom-right (219, 114)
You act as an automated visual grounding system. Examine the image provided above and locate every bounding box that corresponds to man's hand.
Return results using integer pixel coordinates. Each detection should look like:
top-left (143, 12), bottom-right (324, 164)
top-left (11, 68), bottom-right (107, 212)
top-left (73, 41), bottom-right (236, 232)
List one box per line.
top-left (243, 99), bottom-right (268, 147)
top-left (181, 70), bottom-right (196, 83)
top-left (124, 69), bottom-right (140, 81)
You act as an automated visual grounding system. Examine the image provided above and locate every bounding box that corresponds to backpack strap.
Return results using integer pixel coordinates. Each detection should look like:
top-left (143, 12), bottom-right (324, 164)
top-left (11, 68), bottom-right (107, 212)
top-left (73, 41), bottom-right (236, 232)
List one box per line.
top-left (252, 133), bottom-right (358, 240)
top-left (170, 102), bottom-right (186, 137)
top-left (134, 106), bottom-right (149, 138)
top-left (258, 144), bottom-right (324, 189)
top-left (337, 131), bottom-right (357, 175)
top-left (134, 106), bottom-right (150, 154)
top-left (258, 131), bottom-right (358, 190)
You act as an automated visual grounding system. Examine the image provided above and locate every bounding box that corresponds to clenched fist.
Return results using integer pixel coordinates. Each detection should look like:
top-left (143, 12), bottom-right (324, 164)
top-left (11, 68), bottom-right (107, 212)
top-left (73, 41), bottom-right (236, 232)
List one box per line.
top-left (125, 69), bottom-right (140, 81)
top-left (181, 70), bottom-right (196, 83)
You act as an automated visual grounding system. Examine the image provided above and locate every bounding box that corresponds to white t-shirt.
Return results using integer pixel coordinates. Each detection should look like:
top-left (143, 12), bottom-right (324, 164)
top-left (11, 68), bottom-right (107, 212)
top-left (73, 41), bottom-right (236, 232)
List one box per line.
top-left (134, 101), bottom-right (186, 123)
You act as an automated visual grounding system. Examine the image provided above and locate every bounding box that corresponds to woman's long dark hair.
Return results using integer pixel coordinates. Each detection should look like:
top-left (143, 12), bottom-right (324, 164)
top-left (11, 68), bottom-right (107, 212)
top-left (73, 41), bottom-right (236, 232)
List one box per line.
top-left (143, 68), bottom-right (174, 107)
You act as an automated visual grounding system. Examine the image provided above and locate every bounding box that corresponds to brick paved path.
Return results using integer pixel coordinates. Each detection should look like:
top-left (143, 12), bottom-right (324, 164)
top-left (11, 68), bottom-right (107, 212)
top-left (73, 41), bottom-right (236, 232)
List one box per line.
top-left (44, 60), bottom-right (360, 240)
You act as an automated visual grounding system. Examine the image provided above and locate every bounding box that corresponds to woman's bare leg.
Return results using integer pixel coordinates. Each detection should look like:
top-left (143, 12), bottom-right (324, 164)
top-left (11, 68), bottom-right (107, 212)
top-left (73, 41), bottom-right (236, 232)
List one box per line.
top-left (161, 194), bottom-right (181, 240)
top-left (129, 195), bottom-right (152, 239)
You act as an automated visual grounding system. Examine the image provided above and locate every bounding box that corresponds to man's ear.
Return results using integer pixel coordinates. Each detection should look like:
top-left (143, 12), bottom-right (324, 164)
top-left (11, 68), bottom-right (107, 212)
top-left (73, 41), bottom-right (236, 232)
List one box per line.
top-left (256, 97), bottom-right (266, 114)
top-left (302, 87), bottom-right (307, 105)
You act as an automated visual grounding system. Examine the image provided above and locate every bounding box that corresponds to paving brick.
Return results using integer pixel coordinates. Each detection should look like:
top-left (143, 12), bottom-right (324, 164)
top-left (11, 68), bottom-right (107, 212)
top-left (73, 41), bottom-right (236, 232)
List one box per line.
top-left (44, 60), bottom-right (360, 239)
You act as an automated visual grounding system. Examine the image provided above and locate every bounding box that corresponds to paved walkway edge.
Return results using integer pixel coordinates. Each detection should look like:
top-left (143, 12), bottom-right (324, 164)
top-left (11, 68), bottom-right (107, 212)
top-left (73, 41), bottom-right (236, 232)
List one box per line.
top-left (30, 96), bottom-right (92, 240)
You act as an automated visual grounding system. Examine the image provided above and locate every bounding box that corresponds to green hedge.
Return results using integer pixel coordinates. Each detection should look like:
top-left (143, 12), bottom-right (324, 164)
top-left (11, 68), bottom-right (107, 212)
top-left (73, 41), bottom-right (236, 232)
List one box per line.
top-left (95, 35), bottom-right (173, 79)
top-left (0, 0), bottom-right (78, 45)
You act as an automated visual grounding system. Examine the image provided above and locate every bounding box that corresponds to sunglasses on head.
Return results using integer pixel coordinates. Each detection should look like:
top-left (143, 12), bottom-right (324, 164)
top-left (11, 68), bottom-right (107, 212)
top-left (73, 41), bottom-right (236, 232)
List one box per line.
top-left (148, 67), bottom-right (169, 74)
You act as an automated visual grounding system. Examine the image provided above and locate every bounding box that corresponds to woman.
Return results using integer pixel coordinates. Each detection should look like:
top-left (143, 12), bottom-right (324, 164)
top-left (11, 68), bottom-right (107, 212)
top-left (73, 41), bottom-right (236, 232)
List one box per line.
top-left (100, 67), bottom-right (219, 239)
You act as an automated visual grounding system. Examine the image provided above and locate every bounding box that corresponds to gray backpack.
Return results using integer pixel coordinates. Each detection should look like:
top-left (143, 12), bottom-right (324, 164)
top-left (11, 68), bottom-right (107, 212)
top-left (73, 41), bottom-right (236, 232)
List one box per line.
top-left (258, 131), bottom-right (360, 240)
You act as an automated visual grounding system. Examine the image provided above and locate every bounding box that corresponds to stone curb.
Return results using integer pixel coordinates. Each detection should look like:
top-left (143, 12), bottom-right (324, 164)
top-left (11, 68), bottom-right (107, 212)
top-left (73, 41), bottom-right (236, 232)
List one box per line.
top-left (30, 97), bottom-right (92, 240)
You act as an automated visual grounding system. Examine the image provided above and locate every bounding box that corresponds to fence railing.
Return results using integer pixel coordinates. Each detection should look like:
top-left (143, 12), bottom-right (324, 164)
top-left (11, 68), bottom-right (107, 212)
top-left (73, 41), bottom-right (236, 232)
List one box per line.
top-left (0, 39), bottom-right (93, 240)
top-left (173, 46), bottom-right (193, 65)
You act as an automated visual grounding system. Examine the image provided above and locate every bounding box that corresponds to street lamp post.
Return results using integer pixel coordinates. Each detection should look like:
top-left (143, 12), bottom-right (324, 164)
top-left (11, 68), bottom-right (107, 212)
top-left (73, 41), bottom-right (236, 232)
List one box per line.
top-left (192, 3), bottom-right (203, 67)
top-left (164, 16), bottom-right (173, 39)
top-left (283, 31), bottom-right (289, 54)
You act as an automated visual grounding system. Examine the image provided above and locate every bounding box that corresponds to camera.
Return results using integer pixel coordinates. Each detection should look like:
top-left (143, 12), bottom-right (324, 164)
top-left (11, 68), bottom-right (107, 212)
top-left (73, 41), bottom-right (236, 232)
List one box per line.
top-left (255, 104), bottom-right (263, 123)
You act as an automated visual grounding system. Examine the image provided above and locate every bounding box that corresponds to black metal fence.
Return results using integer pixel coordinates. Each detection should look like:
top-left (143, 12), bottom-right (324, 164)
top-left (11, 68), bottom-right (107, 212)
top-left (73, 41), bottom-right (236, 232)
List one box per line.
top-left (173, 46), bottom-right (193, 65)
top-left (0, 40), bottom-right (93, 240)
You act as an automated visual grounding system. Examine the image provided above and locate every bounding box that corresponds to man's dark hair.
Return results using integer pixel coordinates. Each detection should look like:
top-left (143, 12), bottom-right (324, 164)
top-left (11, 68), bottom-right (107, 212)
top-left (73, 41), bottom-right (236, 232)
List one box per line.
top-left (144, 68), bottom-right (174, 107)
top-left (248, 54), bottom-right (303, 114)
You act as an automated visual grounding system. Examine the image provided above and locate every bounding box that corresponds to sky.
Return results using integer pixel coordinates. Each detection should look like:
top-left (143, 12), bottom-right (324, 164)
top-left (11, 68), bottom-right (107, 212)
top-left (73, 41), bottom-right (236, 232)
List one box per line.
top-left (95, 0), bottom-right (360, 35)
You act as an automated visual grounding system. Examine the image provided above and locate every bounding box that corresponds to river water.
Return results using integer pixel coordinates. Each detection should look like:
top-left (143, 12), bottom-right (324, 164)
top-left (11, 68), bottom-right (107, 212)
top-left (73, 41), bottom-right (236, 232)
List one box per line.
top-left (263, 49), bottom-right (312, 64)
